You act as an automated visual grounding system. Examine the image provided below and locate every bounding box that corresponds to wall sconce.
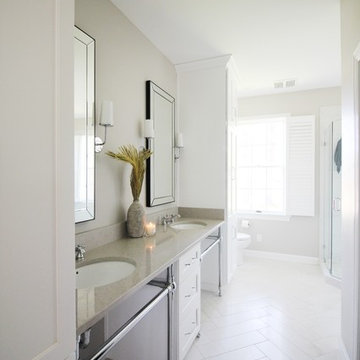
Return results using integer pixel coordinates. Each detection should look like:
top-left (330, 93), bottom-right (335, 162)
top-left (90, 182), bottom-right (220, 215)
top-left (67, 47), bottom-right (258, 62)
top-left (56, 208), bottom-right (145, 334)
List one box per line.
top-left (95, 100), bottom-right (114, 153)
top-left (144, 119), bottom-right (154, 151)
top-left (174, 133), bottom-right (184, 160)
top-left (144, 119), bottom-right (155, 139)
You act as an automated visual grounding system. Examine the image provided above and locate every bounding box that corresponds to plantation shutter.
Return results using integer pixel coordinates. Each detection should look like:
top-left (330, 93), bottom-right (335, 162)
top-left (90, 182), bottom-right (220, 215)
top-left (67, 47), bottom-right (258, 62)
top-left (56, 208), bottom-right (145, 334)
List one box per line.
top-left (286, 115), bottom-right (315, 216)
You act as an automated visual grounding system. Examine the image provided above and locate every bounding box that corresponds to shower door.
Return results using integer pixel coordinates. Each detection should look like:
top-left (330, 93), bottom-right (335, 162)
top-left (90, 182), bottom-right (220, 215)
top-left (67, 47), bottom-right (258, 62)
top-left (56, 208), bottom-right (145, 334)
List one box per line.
top-left (323, 124), bottom-right (332, 271)
top-left (331, 121), bottom-right (342, 278)
top-left (322, 120), bottom-right (342, 279)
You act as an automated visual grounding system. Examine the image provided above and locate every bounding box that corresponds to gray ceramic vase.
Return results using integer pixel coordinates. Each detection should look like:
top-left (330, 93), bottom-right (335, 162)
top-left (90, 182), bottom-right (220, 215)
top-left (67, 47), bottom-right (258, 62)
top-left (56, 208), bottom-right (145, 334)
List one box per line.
top-left (127, 200), bottom-right (145, 237)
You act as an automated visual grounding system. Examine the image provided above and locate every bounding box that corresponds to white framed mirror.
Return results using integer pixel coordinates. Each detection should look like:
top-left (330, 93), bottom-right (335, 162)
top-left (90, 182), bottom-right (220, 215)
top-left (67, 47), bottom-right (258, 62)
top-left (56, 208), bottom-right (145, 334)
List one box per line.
top-left (74, 26), bottom-right (95, 223)
top-left (146, 81), bottom-right (175, 207)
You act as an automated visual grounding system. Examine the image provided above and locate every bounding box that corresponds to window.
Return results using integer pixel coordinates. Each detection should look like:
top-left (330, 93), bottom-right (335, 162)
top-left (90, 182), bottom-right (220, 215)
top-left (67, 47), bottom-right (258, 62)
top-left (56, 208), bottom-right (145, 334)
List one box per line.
top-left (236, 117), bottom-right (286, 215)
top-left (235, 115), bottom-right (315, 217)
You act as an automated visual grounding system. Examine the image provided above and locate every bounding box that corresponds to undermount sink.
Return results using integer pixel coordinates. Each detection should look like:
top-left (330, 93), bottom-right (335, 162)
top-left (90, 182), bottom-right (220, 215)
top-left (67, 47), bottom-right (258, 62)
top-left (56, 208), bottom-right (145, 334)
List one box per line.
top-left (170, 221), bottom-right (207, 230)
top-left (76, 260), bottom-right (136, 289)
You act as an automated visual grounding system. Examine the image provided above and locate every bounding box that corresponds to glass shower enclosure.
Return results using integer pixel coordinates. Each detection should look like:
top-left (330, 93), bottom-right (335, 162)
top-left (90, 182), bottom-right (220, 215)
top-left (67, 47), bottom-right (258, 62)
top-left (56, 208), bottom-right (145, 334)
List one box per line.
top-left (321, 118), bottom-right (342, 279)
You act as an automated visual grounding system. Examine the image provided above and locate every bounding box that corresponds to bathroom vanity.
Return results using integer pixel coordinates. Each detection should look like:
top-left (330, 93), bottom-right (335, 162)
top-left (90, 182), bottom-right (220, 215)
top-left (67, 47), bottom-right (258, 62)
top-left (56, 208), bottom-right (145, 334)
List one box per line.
top-left (76, 218), bottom-right (223, 360)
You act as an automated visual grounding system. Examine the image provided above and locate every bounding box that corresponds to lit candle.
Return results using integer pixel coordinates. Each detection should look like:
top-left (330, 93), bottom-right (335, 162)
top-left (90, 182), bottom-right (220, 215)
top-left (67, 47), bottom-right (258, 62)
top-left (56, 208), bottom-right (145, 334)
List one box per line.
top-left (144, 221), bottom-right (156, 237)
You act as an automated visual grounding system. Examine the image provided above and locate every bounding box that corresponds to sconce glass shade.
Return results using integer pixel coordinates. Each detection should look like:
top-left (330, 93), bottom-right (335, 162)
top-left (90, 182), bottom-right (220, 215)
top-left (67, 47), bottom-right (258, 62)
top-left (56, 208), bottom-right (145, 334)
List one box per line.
top-left (144, 119), bottom-right (155, 138)
top-left (175, 133), bottom-right (184, 148)
top-left (100, 100), bottom-right (114, 126)
top-left (174, 132), bottom-right (184, 160)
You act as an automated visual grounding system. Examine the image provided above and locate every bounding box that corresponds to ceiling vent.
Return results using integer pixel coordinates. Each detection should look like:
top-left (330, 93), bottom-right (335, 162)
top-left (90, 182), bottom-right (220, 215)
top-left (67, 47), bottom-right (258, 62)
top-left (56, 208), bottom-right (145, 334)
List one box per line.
top-left (274, 81), bottom-right (284, 89)
top-left (285, 79), bottom-right (296, 87)
top-left (274, 78), bottom-right (296, 89)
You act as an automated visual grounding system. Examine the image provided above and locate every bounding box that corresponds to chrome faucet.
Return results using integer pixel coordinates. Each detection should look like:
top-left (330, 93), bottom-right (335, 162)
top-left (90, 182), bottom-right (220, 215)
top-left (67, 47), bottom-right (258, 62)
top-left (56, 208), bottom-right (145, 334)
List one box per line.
top-left (75, 245), bottom-right (85, 261)
top-left (161, 214), bottom-right (181, 225)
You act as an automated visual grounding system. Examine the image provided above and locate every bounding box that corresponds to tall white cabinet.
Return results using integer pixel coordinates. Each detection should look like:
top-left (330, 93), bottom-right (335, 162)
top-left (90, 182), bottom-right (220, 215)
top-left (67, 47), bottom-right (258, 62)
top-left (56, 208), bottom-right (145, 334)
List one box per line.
top-left (176, 56), bottom-right (241, 286)
top-left (0, 1), bottom-right (76, 359)
top-left (226, 63), bottom-right (241, 280)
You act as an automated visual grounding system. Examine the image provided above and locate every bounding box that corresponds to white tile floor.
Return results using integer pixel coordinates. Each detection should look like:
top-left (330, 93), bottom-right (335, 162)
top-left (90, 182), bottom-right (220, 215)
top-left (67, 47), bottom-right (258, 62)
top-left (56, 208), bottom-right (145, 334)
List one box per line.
top-left (184, 257), bottom-right (343, 360)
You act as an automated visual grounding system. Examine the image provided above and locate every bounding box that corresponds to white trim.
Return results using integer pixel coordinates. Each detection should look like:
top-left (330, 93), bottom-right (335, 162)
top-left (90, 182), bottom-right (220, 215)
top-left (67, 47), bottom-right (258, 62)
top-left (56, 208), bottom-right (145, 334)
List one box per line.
top-left (320, 261), bottom-right (342, 289)
top-left (238, 213), bottom-right (291, 221)
top-left (245, 249), bottom-right (319, 264)
top-left (226, 57), bottom-right (241, 87)
top-left (49, 0), bottom-right (76, 358)
top-left (238, 113), bottom-right (291, 123)
top-left (201, 281), bottom-right (219, 293)
top-left (175, 54), bottom-right (232, 73)
top-left (340, 338), bottom-right (351, 360)
top-left (65, 352), bottom-right (77, 360)
top-left (352, 42), bottom-right (360, 360)
top-left (226, 68), bottom-right (241, 285)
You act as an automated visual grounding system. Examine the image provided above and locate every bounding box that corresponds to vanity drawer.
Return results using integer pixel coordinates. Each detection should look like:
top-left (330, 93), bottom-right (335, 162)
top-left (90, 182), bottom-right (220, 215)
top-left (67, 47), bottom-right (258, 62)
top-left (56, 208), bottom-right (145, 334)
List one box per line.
top-left (179, 302), bottom-right (200, 360)
top-left (179, 244), bottom-right (200, 282)
top-left (179, 268), bottom-right (200, 314)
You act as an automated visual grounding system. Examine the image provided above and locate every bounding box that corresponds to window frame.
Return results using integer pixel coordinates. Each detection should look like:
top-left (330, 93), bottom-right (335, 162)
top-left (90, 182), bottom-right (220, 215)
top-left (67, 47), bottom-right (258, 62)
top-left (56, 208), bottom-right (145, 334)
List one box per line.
top-left (235, 114), bottom-right (290, 218)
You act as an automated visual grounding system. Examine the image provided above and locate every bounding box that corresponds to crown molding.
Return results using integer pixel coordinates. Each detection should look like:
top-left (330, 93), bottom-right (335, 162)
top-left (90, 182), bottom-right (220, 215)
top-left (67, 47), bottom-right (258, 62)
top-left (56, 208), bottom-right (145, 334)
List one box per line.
top-left (175, 54), bottom-right (232, 73)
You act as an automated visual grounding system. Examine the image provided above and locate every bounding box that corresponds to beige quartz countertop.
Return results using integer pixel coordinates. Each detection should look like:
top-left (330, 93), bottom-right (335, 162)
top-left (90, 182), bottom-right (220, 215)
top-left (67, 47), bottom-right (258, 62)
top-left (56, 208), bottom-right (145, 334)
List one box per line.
top-left (76, 218), bottom-right (223, 335)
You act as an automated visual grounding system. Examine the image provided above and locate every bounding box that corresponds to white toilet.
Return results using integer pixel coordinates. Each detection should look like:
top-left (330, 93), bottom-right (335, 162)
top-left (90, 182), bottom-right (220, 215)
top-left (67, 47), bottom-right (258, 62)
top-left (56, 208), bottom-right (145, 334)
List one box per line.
top-left (236, 232), bottom-right (252, 265)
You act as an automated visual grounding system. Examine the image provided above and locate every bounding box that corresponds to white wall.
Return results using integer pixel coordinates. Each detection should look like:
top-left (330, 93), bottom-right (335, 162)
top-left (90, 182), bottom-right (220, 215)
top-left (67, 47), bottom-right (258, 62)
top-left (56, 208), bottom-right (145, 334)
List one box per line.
top-left (75, 0), bottom-right (177, 234)
top-left (177, 65), bottom-right (227, 209)
top-left (238, 87), bottom-right (341, 258)
top-left (340, 0), bottom-right (360, 357)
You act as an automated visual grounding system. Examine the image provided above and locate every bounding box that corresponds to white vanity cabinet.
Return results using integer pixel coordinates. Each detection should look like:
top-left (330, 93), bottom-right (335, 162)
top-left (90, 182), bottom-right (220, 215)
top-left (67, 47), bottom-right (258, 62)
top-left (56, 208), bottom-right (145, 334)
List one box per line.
top-left (177, 243), bottom-right (201, 360)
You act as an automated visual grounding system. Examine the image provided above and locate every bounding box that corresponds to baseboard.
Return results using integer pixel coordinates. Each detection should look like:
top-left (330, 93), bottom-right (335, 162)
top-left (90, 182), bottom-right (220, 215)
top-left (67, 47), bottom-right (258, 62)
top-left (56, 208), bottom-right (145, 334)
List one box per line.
top-left (65, 352), bottom-right (77, 360)
top-left (340, 339), bottom-right (351, 360)
top-left (320, 261), bottom-right (342, 288)
top-left (201, 281), bottom-right (219, 293)
top-left (244, 249), bottom-right (319, 264)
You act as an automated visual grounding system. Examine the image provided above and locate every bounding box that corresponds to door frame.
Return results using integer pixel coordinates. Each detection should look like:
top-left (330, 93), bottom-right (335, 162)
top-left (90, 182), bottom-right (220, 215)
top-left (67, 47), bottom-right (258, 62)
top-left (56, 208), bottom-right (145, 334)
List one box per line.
top-left (352, 43), bottom-right (360, 360)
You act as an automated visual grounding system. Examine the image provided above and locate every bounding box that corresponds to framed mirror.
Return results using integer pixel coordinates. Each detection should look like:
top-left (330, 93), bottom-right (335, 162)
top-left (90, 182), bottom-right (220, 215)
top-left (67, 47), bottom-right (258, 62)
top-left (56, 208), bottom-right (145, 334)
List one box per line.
top-left (146, 81), bottom-right (175, 207)
top-left (74, 26), bottom-right (95, 223)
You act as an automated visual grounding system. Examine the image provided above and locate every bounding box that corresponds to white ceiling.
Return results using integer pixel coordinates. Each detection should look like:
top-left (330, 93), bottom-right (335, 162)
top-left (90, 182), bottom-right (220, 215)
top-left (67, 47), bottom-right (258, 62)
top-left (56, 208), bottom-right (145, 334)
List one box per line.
top-left (111, 0), bottom-right (341, 97)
